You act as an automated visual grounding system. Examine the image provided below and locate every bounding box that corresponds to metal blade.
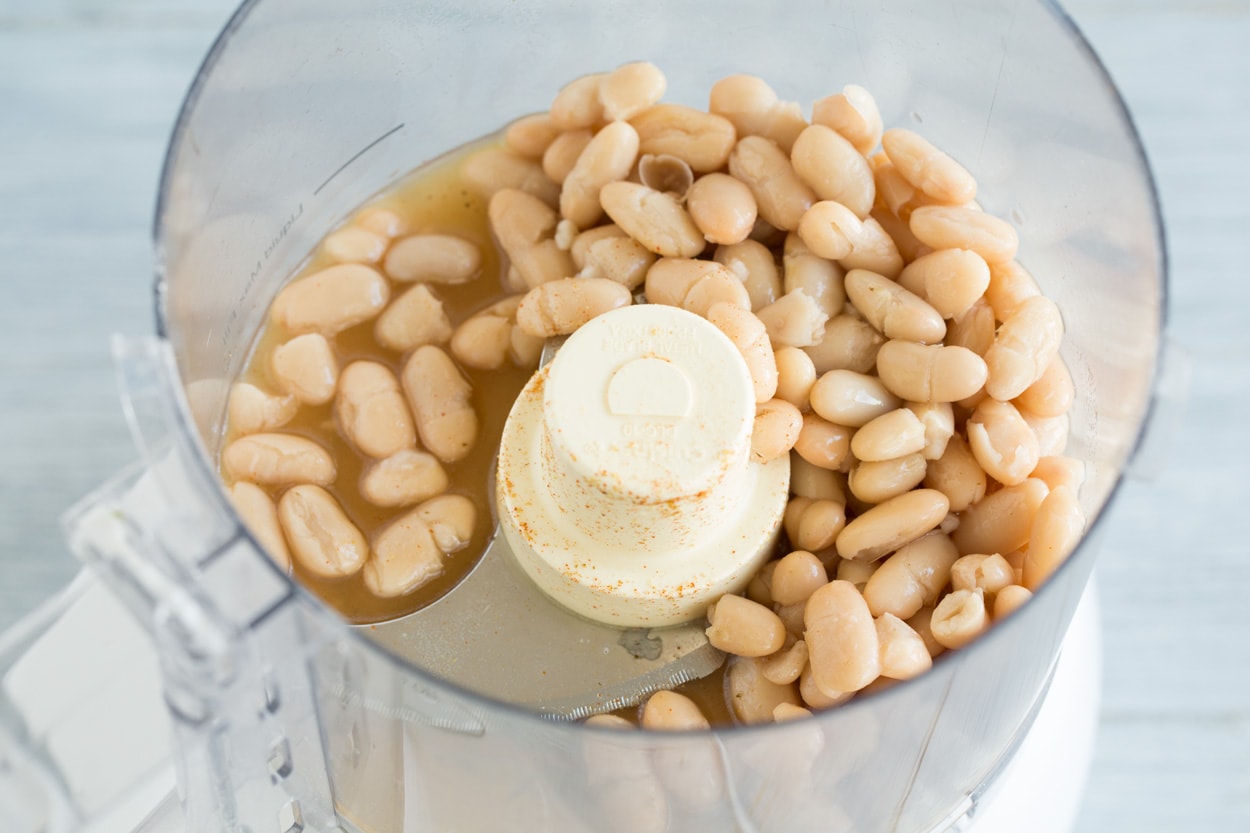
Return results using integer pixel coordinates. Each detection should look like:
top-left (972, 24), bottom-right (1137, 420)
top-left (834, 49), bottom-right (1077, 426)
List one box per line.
top-left (361, 527), bottom-right (724, 720)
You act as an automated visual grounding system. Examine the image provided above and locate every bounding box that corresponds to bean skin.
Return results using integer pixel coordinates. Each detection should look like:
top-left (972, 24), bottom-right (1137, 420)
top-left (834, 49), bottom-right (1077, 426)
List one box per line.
top-left (804, 580), bottom-right (880, 694)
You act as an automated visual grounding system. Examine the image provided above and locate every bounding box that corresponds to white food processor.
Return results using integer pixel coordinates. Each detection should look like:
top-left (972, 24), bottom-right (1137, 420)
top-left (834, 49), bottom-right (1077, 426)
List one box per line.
top-left (0, 1), bottom-right (1165, 832)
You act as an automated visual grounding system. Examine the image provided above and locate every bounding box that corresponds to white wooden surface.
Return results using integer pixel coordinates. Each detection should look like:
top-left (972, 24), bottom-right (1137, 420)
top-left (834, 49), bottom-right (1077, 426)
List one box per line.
top-left (1, 1), bottom-right (1247, 831)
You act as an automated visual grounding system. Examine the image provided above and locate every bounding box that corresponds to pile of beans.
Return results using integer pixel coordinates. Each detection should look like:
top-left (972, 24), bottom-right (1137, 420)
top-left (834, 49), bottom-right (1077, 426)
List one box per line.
top-left (219, 62), bottom-right (1087, 722)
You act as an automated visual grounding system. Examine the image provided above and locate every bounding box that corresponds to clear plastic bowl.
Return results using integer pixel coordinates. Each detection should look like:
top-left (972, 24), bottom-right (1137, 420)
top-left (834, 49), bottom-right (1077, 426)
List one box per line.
top-left (146, 1), bottom-right (1165, 830)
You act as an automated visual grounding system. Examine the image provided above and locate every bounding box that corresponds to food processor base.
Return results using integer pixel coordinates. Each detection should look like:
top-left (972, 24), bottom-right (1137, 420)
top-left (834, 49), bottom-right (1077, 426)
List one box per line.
top-left (3, 576), bottom-right (1100, 833)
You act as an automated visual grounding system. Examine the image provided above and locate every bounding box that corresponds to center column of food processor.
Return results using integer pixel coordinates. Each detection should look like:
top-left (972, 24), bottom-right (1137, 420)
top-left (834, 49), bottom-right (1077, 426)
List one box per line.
top-left (496, 303), bottom-right (791, 627)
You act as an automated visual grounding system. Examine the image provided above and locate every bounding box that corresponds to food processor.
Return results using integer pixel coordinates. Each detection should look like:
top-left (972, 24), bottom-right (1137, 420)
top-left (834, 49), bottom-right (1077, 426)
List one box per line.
top-left (0, 0), bottom-right (1165, 831)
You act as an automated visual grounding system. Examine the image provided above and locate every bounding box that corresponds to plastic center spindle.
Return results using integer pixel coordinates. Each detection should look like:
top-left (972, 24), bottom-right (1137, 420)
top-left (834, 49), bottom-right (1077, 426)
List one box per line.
top-left (496, 304), bottom-right (791, 627)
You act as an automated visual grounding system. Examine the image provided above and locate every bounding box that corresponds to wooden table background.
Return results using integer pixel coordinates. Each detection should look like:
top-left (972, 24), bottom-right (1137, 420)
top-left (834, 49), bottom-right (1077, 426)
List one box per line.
top-left (1, 0), bottom-right (1247, 830)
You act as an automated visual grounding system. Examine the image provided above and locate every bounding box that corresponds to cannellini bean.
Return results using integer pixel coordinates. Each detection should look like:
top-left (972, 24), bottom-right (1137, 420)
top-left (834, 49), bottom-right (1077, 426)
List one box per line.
top-left (751, 398), bottom-right (803, 463)
top-left (810, 369), bottom-right (901, 428)
top-left (489, 189), bottom-right (576, 289)
top-left (571, 224), bottom-right (627, 267)
top-left (599, 181), bottom-right (706, 258)
top-left (270, 263), bottom-right (390, 336)
top-left (945, 297), bottom-right (996, 357)
top-left (353, 206), bottom-right (406, 238)
top-left (270, 333), bottom-right (338, 406)
top-left (578, 234), bottom-right (657, 290)
top-left (952, 478), bottom-right (1049, 557)
top-left (687, 173), bottom-right (757, 245)
top-left (783, 232), bottom-right (845, 316)
top-left (923, 433), bottom-right (987, 512)
top-left (761, 639), bottom-right (810, 686)
top-left (599, 61), bottom-right (666, 121)
top-left (560, 121), bottom-right (640, 229)
top-left (714, 239), bottom-right (782, 310)
top-left (930, 589), bottom-right (989, 649)
top-left (647, 259), bottom-right (750, 318)
top-left (874, 205), bottom-right (931, 265)
top-left (837, 215), bottom-right (905, 279)
top-left (967, 398), bottom-right (1040, 486)
top-left (278, 485), bottom-right (367, 578)
top-left (791, 125), bottom-right (875, 219)
top-left (985, 259), bottom-right (1041, 322)
top-left (775, 601), bottom-right (807, 639)
top-left (321, 226), bottom-right (387, 264)
top-left (359, 449), bottom-right (449, 508)
top-left (847, 453), bottom-right (928, 504)
top-left (227, 382), bottom-right (297, 436)
top-left (1022, 409), bottom-right (1070, 457)
top-left (985, 296), bottom-right (1065, 401)
top-left (364, 506), bottom-right (445, 597)
top-left (803, 315), bottom-right (883, 375)
top-left (850, 405), bottom-right (930, 457)
top-left (412, 493), bottom-right (476, 554)
top-left (907, 401), bottom-right (955, 461)
top-left (451, 297), bottom-right (527, 369)
top-left (728, 136), bottom-right (815, 231)
top-left (383, 234), bottom-right (482, 284)
top-left (461, 146), bottom-right (560, 206)
top-left (844, 269), bottom-right (946, 344)
top-left (835, 489), bottom-right (950, 562)
top-left (774, 346), bottom-right (817, 411)
top-left (796, 200), bottom-right (858, 261)
top-left (550, 73), bottom-right (605, 130)
top-left (504, 112), bottom-right (560, 159)
top-left (1003, 549), bottom-right (1026, 583)
top-left (876, 613), bottom-right (933, 680)
top-left (772, 551), bottom-right (829, 606)
top-left (229, 481), bottom-right (291, 572)
top-left (706, 302), bottom-right (777, 402)
top-left (709, 74), bottom-right (806, 153)
top-left (542, 129), bottom-right (594, 185)
top-left (875, 340), bottom-right (987, 403)
top-left (401, 345), bottom-right (477, 463)
top-left (1023, 486), bottom-right (1085, 590)
top-left (905, 606), bottom-right (945, 658)
top-left (515, 277), bottom-right (632, 338)
top-left (909, 205), bottom-right (1018, 265)
top-left (782, 500), bottom-right (810, 551)
top-left (896, 248), bottom-right (990, 319)
top-left (799, 662), bottom-right (854, 709)
top-left (835, 557), bottom-right (877, 591)
top-left (873, 160), bottom-right (918, 217)
top-left (1030, 455), bottom-right (1086, 494)
top-left (755, 291), bottom-right (829, 348)
top-left (790, 454), bottom-right (848, 503)
top-left (374, 284), bottom-right (454, 352)
top-left (811, 84), bottom-right (882, 155)
top-left (726, 656), bottom-right (802, 724)
top-left (746, 560), bottom-right (778, 606)
top-left (336, 361), bottom-right (416, 459)
top-left (881, 128), bottom-right (977, 205)
top-left (637, 154), bottom-right (694, 200)
top-left (950, 554), bottom-right (1015, 601)
top-left (993, 585), bottom-right (1033, 619)
top-left (794, 412), bottom-right (852, 471)
top-left (629, 104), bottom-right (738, 173)
top-left (222, 433), bottom-right (335, 487)
top-left (641, 690), bottom-right (709, 731)
top-left (862, 532), bottom-right (959, 619)
top-left (1015, 355), bottom-right (1075, 418)
top-left (805, 580), bottom-right (880, 694)
top-left (794, 499), bottom-right (847, 553)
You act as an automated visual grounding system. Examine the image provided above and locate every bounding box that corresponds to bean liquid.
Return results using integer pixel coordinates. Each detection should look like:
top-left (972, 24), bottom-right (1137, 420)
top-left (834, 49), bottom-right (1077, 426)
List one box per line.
top-left (224, 135), bottom-right (531, 625)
